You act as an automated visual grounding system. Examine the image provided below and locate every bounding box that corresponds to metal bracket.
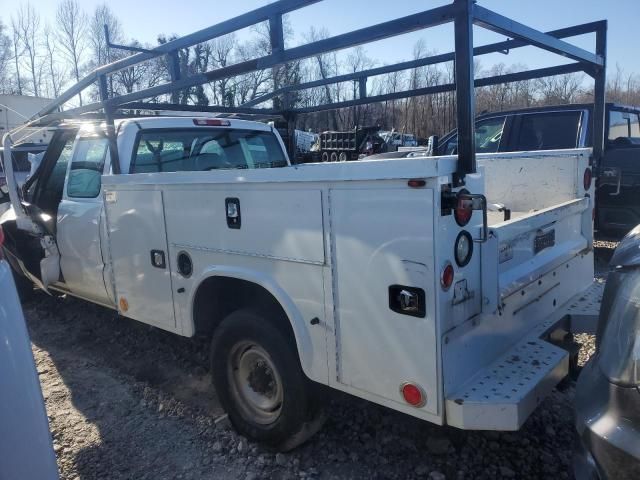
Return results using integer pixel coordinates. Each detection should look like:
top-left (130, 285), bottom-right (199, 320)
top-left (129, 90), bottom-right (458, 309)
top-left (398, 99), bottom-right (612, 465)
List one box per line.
top-left (104, 25), bottom-right (155, 54)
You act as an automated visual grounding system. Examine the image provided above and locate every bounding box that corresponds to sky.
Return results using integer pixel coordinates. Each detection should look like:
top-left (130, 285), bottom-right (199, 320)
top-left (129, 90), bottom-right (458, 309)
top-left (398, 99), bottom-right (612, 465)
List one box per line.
top-left (2, 0), bottom-right (638, 80)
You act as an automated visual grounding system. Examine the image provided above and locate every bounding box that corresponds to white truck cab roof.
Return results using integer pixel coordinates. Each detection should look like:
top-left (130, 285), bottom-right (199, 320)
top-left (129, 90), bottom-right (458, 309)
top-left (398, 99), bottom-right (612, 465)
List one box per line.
top-left (67, 116), bottom-right (288, 175)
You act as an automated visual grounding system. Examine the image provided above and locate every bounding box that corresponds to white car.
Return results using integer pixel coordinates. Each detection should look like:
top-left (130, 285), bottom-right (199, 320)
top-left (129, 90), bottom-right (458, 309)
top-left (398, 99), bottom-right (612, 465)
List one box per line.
top-left (0, 226), bottom-right (59, 479)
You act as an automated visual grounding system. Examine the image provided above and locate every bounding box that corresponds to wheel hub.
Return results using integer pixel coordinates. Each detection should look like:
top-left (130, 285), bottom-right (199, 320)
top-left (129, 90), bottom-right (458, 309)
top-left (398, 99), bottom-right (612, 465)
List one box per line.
top-left (228, 342), bottom-right (283, 424)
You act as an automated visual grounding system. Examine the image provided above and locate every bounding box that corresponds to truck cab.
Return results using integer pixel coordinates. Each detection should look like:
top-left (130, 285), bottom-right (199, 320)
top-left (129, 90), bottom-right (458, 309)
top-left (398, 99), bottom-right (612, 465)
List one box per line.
top-left (436, 103), bottom-right (640, 236)
top-left (1, 116), bottom-right (290, 303)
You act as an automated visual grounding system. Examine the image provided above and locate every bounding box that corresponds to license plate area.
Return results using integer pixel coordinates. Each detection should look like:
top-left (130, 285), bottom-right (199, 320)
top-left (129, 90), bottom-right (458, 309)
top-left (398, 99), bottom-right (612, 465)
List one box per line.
top-left (534, 228), bottom-right (555, 254)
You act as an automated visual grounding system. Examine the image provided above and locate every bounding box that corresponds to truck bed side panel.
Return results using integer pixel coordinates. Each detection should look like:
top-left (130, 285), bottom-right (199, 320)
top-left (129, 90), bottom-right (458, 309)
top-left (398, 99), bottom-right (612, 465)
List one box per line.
top-left (163, 188), bottom-right (325, 265)
top-left (329, 186), bottom-right (438, 415)
top-left (162, 186), bottom-right (329, 382)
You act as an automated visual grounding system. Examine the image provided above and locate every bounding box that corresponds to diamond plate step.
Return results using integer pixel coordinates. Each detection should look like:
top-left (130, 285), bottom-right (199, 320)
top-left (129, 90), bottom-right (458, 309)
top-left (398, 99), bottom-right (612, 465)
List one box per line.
top-left (446, 334), bottom-right (568, 430)
top-left (566, 278), bottom-right (605, 333)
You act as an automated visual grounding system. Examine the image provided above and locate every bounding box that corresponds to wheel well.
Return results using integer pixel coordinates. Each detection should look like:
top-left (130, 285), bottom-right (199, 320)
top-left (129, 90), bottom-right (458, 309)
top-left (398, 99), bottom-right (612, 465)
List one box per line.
top-left (193, 276), bottom-right (296, 346)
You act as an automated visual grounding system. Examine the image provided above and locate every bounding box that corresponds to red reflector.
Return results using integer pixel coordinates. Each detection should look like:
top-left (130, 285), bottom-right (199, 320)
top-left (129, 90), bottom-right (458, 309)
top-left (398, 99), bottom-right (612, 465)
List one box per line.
top-left (408, 178), bottom-right (426, 188)
top-left (193, 118), bottom-right (231, 127)
top-left (583, 168), bottom-right (592, 191)
top-left (401, 383), bottom-right (426, 407)
top-left (454, 195), bottom-right (473, 226)
top-left (441, 263), bottom-right (454, 290)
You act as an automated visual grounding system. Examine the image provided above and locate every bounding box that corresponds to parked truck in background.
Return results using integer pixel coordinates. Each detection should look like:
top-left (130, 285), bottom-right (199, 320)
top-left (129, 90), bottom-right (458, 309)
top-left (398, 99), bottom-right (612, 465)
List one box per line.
top-left (315, 126), bottom-right (385, 161)
top-left (430, 103), bottom-right (640, 237)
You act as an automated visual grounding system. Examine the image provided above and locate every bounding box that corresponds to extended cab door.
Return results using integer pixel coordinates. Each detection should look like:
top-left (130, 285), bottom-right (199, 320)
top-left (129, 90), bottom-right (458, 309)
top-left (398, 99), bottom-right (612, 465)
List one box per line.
top-left (104, 188), bottom-right (177, 331)
top-left (56, 134), bottom-right (113, 305)
top-left (597, 108), bottom-right (640, 232)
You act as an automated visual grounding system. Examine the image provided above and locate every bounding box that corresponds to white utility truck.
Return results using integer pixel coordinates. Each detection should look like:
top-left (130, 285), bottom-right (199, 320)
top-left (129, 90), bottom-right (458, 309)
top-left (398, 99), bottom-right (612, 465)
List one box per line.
top-left (2, 115), bottom-right (597, 447)
top-left (0, 0), bottom-right (607, 452)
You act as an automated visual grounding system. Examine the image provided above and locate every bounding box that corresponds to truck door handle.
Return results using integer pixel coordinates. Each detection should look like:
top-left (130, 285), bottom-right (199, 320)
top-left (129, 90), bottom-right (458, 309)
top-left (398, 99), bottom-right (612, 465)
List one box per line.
top-left (150, 250), bottom-right (166, 269)
top-left (602, 167), bottom-right (622, 196)
top-left (226, 198), bottom-right (241, 229)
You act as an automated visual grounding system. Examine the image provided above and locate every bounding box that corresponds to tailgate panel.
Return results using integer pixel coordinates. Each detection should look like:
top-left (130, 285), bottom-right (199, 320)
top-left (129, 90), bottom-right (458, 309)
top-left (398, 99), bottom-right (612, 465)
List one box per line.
top-left (482, 197), bottom-right (590, 312)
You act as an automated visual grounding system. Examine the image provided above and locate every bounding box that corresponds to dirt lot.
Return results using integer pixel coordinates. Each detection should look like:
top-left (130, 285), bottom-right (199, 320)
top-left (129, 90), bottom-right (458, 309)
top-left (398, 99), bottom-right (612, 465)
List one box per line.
top-left (25, 242), bottom-right (616, 480)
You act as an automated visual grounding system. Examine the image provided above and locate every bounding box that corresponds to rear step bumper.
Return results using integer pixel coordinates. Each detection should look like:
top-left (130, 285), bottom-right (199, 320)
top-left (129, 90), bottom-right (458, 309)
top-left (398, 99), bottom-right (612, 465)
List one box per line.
top-left (445, 280), bottom-right (602, 430)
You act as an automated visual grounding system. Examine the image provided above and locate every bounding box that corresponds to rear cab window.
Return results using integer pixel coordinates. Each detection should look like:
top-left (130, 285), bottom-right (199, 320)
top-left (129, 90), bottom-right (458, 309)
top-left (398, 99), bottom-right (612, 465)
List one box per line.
top-left (609, 110), bottom-right (640, 141)
top-left (130, 128), bottom-right (287, 174)
top-left (511, 111), bottom-right (582, 151)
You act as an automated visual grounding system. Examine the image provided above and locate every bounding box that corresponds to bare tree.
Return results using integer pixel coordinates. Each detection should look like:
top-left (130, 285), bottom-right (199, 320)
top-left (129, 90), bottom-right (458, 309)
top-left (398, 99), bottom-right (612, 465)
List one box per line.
top-left (0, 20), bottom-right (13, 94)
top-left (57, 0), bottom-right (87, 105)
top-left (346, 46), bottom-right (374, 127)
top-left (88, 4), bottom-right (123, 98)
top-left (89, 3), bottom-right (122, 67)
top-left (304, 26), bottom-right (341, 129)
top-left (42, 25), bottom-right (65, 98)
top-left (535, 73), bottom-right (583, 104)
top-left (207, 34), bottom-right (235, 106)
top-left (14, 3), bottom-right (41, 96)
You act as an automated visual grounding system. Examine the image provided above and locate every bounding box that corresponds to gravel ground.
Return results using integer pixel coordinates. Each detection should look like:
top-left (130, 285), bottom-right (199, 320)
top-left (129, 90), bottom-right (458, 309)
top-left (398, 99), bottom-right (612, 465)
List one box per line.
top-left (24, 243), bottom-right (617, 480)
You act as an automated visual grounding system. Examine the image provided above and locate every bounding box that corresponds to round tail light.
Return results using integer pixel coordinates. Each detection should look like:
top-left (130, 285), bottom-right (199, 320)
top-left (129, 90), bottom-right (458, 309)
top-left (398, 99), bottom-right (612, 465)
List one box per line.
top-left (583, 168), bottom-right (592, 191)
top-left (441, 263), bottom-right (454, 290)
top-left (455, 231), bottom-right (473, 267)
top-left (454, 190), bottom-right (473, 226)
top-left (400, 382), bottom-right (426, 407)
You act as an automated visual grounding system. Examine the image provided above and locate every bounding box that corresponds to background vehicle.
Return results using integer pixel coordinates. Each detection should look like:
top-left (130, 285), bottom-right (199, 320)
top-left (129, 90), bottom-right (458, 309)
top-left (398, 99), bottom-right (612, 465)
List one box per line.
top-left (378, 130), bottom-right (419, 150)
top-left (0, 94), bottom-right (52, 138)
top-left (0, 226), bottom-right (59, 480)
top-left (0, 143), bottom-right (48, 216)
top-left (574, 225), bottom-right (640, 480)
top-left (316, 126), bottom-right (385, 161)
top-left (435, 103), bottom-right (640, 237)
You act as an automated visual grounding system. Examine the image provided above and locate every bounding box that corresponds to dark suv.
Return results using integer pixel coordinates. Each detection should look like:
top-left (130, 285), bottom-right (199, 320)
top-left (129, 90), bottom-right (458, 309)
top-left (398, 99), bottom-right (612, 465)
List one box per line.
top-left (437, 103), bottom-right (640, 237)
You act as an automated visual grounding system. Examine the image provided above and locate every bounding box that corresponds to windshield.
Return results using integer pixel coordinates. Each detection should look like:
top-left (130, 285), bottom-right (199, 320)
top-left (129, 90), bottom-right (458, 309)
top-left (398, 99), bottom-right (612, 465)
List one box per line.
top-left (131, 128), bottom-right (287, 174)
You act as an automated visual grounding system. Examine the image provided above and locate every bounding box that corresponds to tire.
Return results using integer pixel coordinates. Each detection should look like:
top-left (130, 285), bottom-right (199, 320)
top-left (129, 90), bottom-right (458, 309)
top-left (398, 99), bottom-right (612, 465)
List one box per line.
top-left (338, 151), bottom-right (348, 162)
top-left (210, 309), bottom-right (320, 450)
top-left (321, 152), bottom-right (329, 162)
top-left (329, 152), bottom-right (338, 162)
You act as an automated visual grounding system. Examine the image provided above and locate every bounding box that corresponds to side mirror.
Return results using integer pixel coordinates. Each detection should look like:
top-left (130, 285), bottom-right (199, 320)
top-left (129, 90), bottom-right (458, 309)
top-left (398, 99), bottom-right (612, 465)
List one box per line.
top-left (427, 135), bottom-right (439, 156)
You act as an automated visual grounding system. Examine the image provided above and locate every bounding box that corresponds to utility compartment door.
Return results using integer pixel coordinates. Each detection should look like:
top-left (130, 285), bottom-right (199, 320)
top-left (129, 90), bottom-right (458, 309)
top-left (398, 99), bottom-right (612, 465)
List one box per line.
top-left (104, 188), bottom-right (176, 330)
top-left (330, 187), bottom-right (438, 415)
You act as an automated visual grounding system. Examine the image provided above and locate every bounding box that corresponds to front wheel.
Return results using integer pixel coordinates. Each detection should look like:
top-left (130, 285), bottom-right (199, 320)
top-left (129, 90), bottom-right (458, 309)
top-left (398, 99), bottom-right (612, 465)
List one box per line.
top-left (210, 309), bottom-right (323, 450)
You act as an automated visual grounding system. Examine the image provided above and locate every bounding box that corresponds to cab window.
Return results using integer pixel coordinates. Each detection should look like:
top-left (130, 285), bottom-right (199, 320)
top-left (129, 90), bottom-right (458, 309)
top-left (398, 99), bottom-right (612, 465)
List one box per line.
top-left (439, 116), bottom-right (506, 155)
top-left (67, 138), bottom-right (108, 198)
top-left (513, 111), bottom-right (581, 151)
top-left (609, 110), bottom-right (640, 140)
top-left (131, 129), bottom-right (287, 173)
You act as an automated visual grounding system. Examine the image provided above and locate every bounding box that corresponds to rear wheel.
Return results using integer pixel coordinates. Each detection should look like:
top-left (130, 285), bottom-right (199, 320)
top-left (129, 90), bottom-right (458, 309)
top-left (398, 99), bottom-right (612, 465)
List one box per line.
top-left (211, 309), bottom-right (323, 450)
top-left (329, 152), bottom-right (338, 162)
top-left (338, 151), bottom-right (348, 162)
top-left (321, 152), bottom-right (329, 162)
